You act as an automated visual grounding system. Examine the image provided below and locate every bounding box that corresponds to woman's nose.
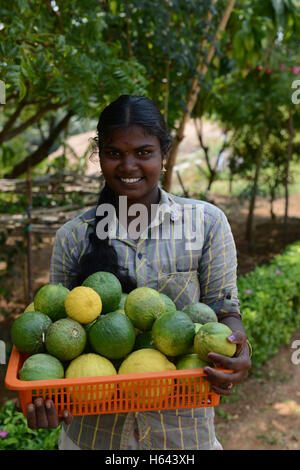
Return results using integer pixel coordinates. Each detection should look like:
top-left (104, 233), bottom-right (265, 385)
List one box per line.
top-left (118, 154), bottom-right (138, 172)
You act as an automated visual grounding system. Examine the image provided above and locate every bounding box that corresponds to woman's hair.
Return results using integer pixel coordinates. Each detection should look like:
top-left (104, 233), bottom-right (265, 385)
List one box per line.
top-left (96, 95), bottom-right (172, 155)
top-left (76, 95), bottom-right (172, 293)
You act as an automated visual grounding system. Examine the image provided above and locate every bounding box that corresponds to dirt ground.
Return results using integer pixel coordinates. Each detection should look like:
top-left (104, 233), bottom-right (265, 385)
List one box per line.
top-left (215, 327), bottom-right (300, 450)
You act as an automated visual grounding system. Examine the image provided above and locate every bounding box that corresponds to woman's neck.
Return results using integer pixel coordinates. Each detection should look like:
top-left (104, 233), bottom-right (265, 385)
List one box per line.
top-left (116, 186), bottom-right (161, 237)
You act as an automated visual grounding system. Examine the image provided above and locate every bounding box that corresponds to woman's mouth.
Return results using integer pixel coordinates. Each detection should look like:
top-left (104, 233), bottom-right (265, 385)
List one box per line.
top-left (118, 177), bottom-right (144, 185)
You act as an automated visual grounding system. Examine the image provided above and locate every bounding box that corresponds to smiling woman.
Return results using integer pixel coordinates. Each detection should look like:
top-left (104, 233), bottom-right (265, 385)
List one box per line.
top-left (26, 95), bottom-right (251, 451)
top-left (100, 125), bottom-right (162, 207)
top-left (76, 95), bottom-right (173, 288)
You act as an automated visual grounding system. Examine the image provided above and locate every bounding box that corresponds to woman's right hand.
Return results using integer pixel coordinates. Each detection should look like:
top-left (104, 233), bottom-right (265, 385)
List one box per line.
top-left (26, 398), bottom-right (73, 429)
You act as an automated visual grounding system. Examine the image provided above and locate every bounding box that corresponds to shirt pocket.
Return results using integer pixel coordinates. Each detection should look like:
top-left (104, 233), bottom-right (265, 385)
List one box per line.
top-left (157, 270), bottom-right (200, 311)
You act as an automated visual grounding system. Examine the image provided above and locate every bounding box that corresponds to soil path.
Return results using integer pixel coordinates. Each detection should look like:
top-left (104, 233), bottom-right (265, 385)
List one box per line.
top-left (215, 328), bottom-right (300, 450)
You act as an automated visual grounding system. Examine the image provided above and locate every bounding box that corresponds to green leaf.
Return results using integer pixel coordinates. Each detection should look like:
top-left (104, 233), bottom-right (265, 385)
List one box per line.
top-left (18, 74), bottom-right (27, 101)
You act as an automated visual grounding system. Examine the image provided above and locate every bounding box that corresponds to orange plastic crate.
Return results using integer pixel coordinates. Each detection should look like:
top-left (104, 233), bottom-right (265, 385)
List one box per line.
top-left (5, 346), bottom-right (231, 417)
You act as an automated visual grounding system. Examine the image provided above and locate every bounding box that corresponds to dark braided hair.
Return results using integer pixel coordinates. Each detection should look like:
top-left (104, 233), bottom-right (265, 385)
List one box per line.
top-left (76, 95), bottom-right (172, 293)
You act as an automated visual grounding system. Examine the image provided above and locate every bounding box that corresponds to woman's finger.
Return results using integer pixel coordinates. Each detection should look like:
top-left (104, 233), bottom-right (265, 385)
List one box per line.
top-left (44, 400), bottom-right (60, 428)
top-left (34, 398), bottom-right (49, 428)
top-left (203, 366), bottom-right (235, 387)
top-left (62, 409), bottom-right (73, 425)
top-left (211, 384), bottom-right (235, 396)
top-left (227, 330), bottom-right (247, 356)
top-left (207, 352), bottom-right (237, 370)
top-left (27, 403), bottom-right (37, 430)
top-left (15, 398), bottom-right (22, 413)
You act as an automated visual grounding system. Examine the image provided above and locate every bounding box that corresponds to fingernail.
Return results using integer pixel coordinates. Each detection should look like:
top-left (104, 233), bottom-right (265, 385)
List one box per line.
top-left (228, 334), bottom-right (236, 342)
top-left (46, 401), bottom-right (51, 409)
top-left (204, 367), bottom-right (212, 374)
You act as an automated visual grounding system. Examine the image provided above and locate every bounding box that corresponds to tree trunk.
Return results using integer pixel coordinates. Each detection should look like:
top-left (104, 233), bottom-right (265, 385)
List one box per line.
top-left (26, 163), bottom-right (34, 303)
top-left (4, 111), bottom-right (74, 178)
top-left (270, 185), bottom-right (276, 222)
top-left (162, 0), bottom-right (236, 192)
top-left (245, 129), bottom-right (267, 250)
top-left (0, 101), bottom-right (63, 145)
top-left (229, 170), bottom-right (233, 195)
top-left (284, 108), bottom-right (294, 242)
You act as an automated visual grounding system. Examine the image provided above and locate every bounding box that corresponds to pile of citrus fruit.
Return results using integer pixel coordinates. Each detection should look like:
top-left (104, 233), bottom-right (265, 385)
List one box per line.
top-left (11, 271), bottom-right (237, 400)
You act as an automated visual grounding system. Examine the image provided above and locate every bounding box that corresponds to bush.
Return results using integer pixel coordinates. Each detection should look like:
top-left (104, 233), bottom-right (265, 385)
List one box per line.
top-left (238, 241), bottom-right (300, 370)
top-left (0, 400), bottom-right (61, 450)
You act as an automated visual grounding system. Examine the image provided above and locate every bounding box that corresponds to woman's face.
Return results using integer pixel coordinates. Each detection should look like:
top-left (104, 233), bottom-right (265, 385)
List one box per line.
top-left (99, 125), bottom-right (163, 205)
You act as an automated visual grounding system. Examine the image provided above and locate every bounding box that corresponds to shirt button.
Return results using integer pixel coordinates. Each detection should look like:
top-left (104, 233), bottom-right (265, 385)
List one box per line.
top-left (138, 253), bottom-right (143, 259)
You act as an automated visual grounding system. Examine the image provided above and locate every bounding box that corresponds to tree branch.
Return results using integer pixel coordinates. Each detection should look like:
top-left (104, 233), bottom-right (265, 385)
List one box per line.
top-left (0, 94), bottom-right (28, 140)
top-left (4, 110), bottom-right (74, 178)
top-left (0, 101), bottom-right (64, 144)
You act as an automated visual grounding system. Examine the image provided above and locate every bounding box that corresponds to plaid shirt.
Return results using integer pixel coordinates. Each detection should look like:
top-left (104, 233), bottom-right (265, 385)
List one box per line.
top-left (50, 188), bottom-right (240, 450)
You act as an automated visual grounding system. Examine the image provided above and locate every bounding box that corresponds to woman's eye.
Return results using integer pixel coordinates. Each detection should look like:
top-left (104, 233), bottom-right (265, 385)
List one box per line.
top-left (106, 151), bottom-right (121, 158)
top-left (137, 150), bottom-right (151, 156)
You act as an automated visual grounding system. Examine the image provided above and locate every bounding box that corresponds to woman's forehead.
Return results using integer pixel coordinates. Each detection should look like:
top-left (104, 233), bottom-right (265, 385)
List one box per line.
top-left (104, 125), bottom-right (159, 146)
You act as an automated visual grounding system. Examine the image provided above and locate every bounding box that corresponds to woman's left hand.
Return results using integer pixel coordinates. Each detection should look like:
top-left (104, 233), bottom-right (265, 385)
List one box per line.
top-left (203, 331), bottom-right (251, 395)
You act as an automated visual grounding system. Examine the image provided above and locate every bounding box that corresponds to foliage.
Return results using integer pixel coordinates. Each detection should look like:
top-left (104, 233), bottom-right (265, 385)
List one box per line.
top-left (101, 0), bottom-right (218, 129)
top-left (238, 241), bottom-right (300, 370)
top-left (0, 0), bottom-right (147, 176)
top-left (0, 400), bottom-right (61, 450)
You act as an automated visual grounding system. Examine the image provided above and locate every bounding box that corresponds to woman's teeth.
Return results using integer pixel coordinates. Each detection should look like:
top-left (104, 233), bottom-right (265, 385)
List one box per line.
top-left (120, 178), bottom-right (143, 183)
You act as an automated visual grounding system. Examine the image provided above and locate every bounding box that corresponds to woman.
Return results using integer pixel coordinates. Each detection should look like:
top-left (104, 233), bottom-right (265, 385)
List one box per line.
top-left (27, 95), bottom-right (251, 450)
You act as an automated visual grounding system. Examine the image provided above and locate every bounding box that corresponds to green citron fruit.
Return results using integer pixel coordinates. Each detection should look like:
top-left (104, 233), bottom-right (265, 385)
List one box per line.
top-left (82, 271), bottom-right (122, 314)
top-left (18, 353), bottom-right (64, 381)
top-left (88, 311), bottom-right (136, 360)
top-left (124, 287), bottom-right (166, 331)
top-left (176, 353), bottom-right (209, 370)
top-left (182, 302), bottom-right (217, 324)
top-left (65, 353), bottom-right (117, 401)
top-left (176, 353), bottom-right (211, 394)
top-left (118, 293), bottom-right (128, 310)
top-left (186, 323), bottom-right (203, 353)
top-left (45, 318), bottom-right (86, 361)
top-left (159, 293), bottom-right (177, 315)
top-left (194, 322), bottom-right (236, 362)
top-left (152, 310), bottom-right (195, 357)
top-left (11, 311), bottom-right (52, 355)
top-left (133, 331), bottom-right (157, 351)
top-left (34, 283), bottom-right (70, 322)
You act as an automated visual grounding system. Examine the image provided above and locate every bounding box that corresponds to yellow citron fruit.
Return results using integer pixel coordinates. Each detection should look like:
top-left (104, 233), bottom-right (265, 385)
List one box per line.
top-left (64, 286), bottom-right (102, 324)
top-left (24, 302), bottom-right (35, 313)
top-left (118, 348), bottom-right (176, 375)
top-left (118, 349), bottom-right (176, 406)
top-left (65, 353), bottom-right (116, 401)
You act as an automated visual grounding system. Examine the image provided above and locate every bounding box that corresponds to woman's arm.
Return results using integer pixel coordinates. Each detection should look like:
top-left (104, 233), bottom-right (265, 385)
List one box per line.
top-left (198, 206), bottom-right (251, 394)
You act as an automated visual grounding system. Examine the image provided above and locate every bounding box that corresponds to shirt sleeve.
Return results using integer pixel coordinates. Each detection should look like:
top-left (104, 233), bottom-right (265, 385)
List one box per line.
top-left (198, 207), bottom-right (241, 317)
top-left (49, 226), bottom-right (80, 290)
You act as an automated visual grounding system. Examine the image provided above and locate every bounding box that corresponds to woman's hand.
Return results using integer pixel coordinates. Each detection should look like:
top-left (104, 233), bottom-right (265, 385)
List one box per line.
top-left (26, 398), bottom-right (73, 429)
top-left (203, 331), bottom-right (251, 396)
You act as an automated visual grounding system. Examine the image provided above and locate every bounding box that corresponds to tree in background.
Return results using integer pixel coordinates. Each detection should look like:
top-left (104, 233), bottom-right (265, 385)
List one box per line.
top-left (192, 0), bottom-right (300, 248)
top-left (0, 0), bottom-right (147, 178)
